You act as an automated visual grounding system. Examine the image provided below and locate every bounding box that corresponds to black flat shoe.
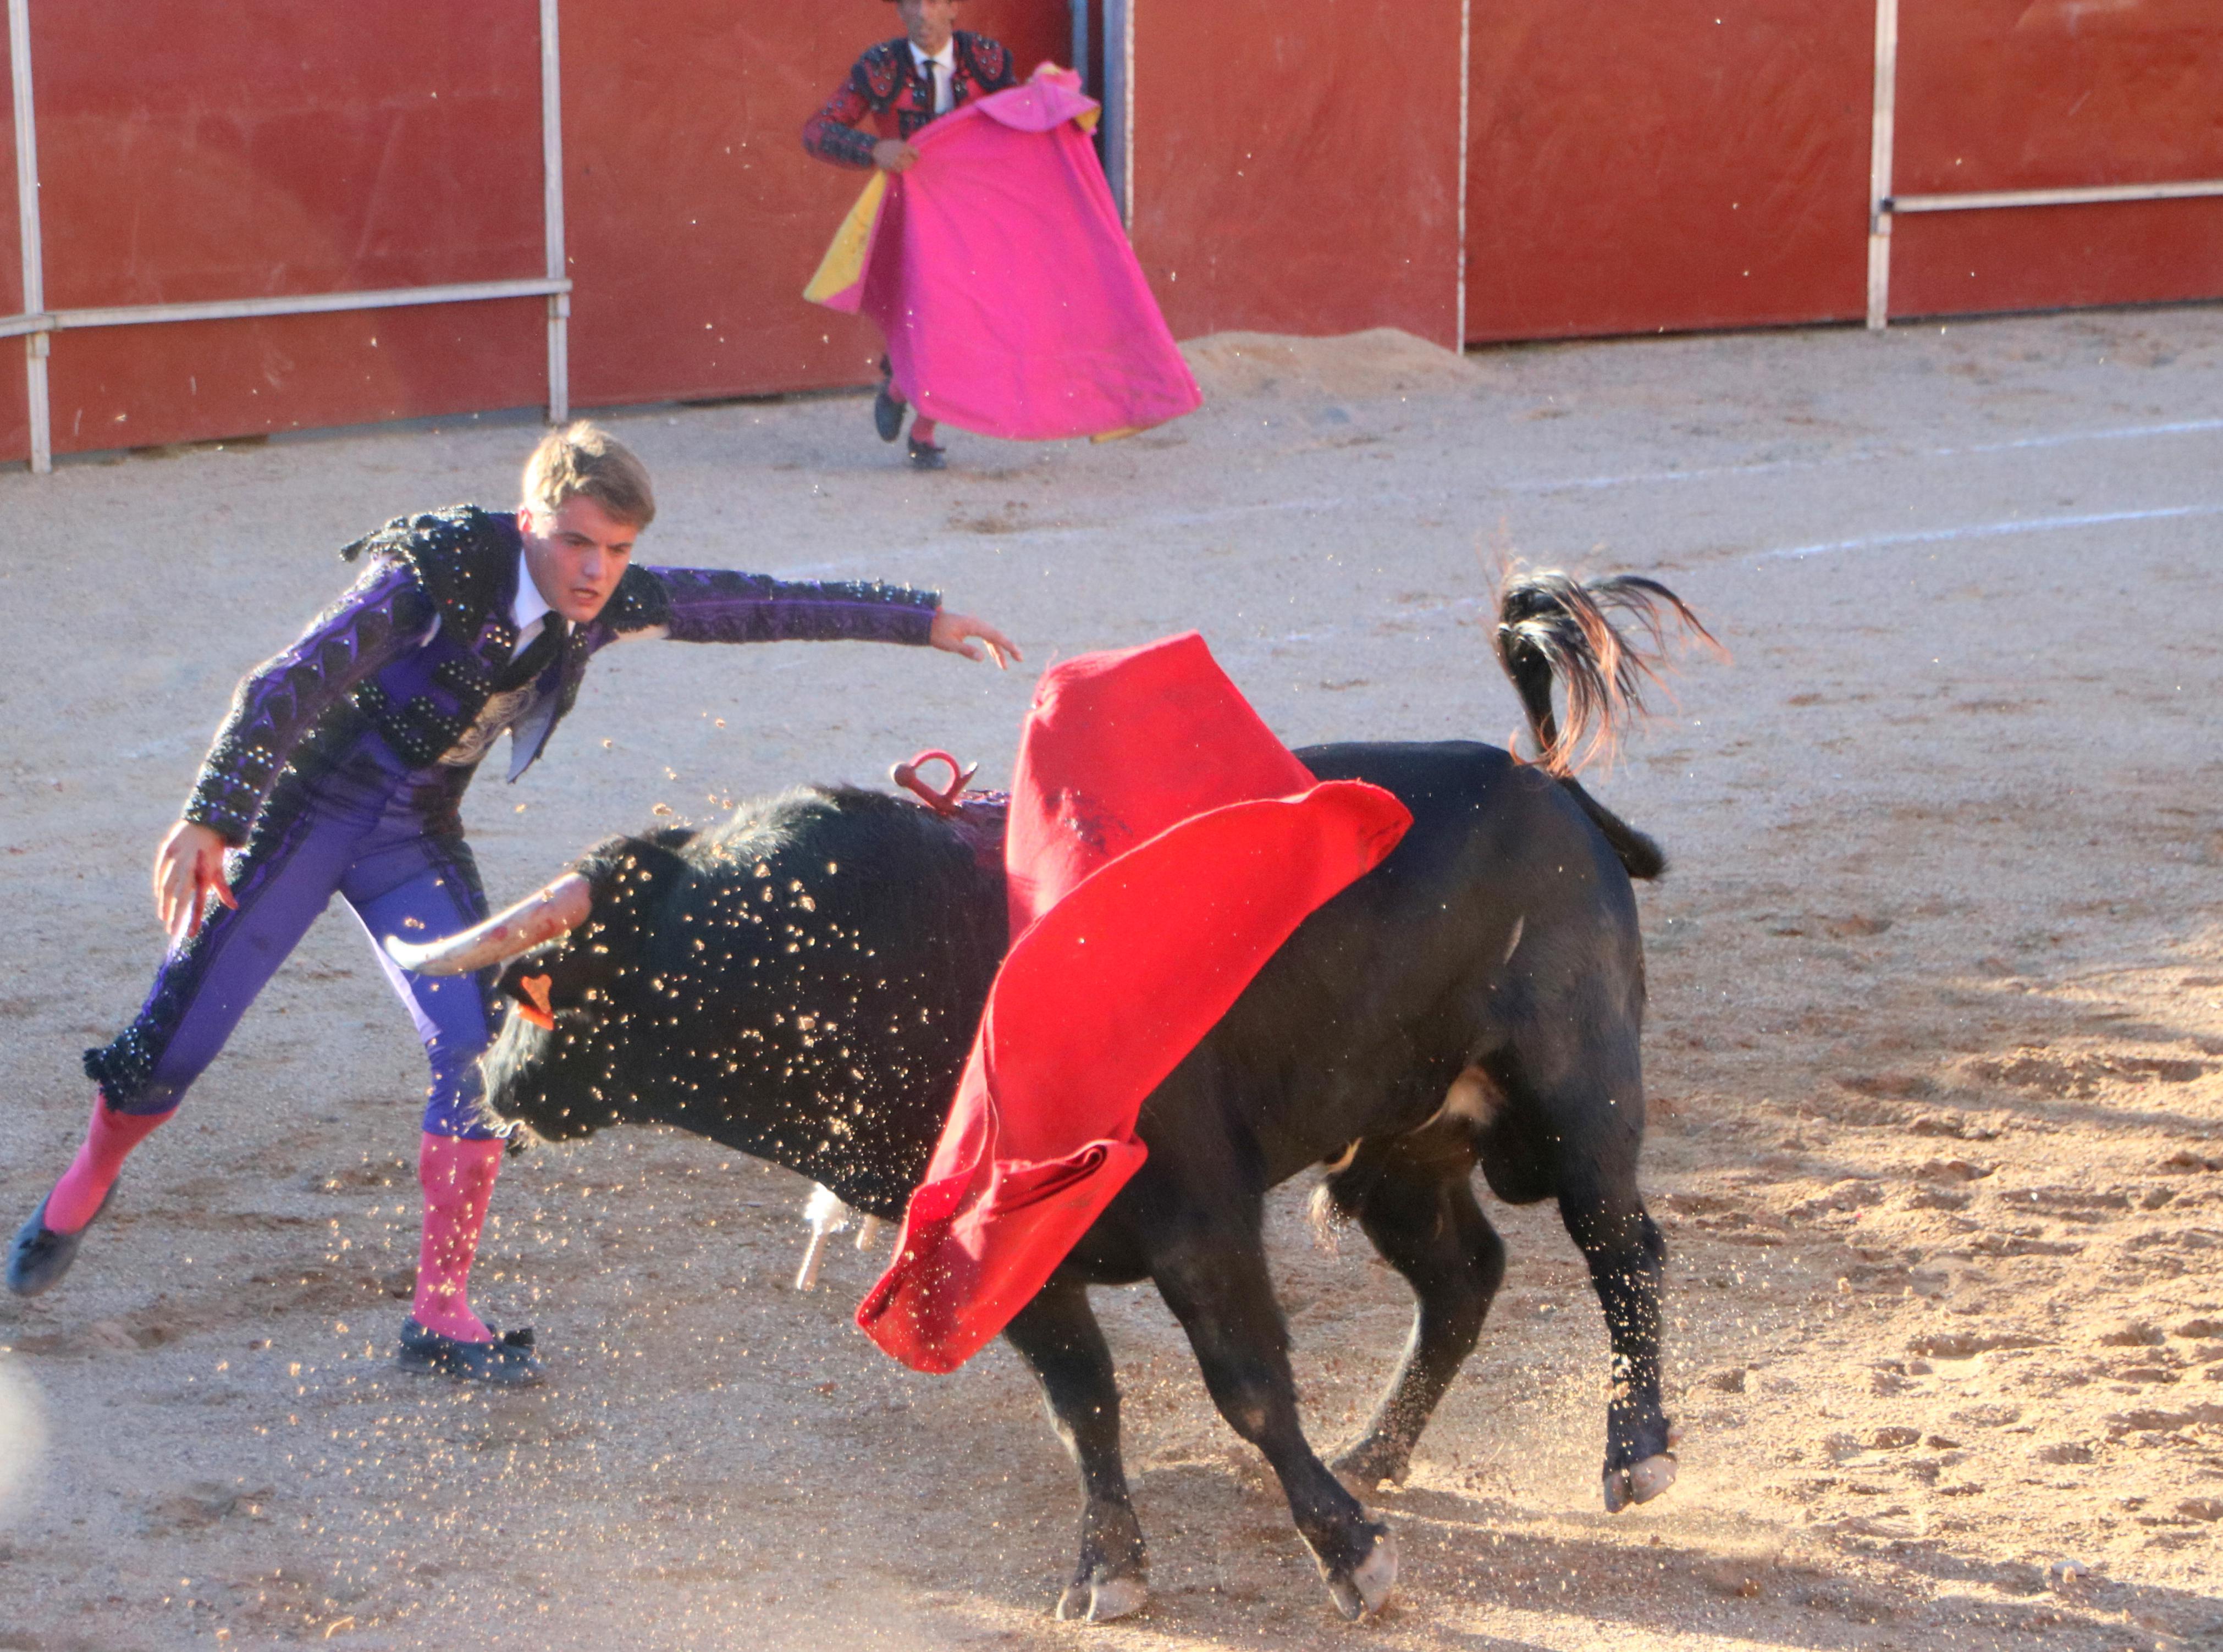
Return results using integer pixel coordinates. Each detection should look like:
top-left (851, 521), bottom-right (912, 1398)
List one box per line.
top-left (396, 1318), bottom-right (546, 1387)
top-left (907, 434), bottom-right (947, 471)
top-left (874, 380), bottom-right (906, 443)
top-left (6, 1187), bottom-right (111, 1298)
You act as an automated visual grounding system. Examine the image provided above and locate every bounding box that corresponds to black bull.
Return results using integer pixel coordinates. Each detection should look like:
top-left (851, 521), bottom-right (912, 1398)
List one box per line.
top-left (416, 573), bottom-right (1712, 1623)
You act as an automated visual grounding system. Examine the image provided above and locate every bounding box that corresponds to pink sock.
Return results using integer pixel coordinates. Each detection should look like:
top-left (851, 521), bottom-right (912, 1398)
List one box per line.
top-left (911, 415), bottom-right (939, 444)
top-left (46, 1093), bottom-right (166, 1233)
top-left (411, 1132), bottom-right (505, 1343)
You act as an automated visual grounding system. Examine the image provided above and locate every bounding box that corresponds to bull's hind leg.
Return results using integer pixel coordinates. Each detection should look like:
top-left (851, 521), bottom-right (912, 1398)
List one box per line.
top-left (1326, 1132), bottom-right (1507, 1494)
top-left (1514, 1071), bottom-right (1678, 1513)
top-left (1002, 1278), bottom-right (1149, 1623)
top-left (1501, 986), bottom-right (1679, 1512)
top-left (1150, 1225), bottom-right (1396, 1620)
top-left (1560, 1157), bottom-right (1678, 1512)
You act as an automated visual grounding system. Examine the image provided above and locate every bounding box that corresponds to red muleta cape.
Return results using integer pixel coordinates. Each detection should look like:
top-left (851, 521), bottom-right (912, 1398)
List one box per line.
top-left (856, 634), bottom-right (1412, 1373)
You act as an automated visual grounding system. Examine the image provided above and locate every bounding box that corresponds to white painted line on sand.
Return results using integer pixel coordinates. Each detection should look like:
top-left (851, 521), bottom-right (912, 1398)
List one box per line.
top-left (1759, 502), bottom-right (2223, 562)
top-left (1513, 415), bottom-right (2223, 498)
top-left (1960, 416), bottom-right (2223, 455)
top-left (779, 416), bottom-right (2223, 576)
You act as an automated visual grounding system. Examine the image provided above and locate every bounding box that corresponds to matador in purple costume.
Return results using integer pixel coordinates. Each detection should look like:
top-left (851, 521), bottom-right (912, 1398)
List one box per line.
top-left (6, 422), bottom-right (1018, 1385)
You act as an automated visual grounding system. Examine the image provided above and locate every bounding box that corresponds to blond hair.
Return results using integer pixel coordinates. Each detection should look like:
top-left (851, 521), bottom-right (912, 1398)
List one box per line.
top-left (521, 421), bottom-right (657, 528)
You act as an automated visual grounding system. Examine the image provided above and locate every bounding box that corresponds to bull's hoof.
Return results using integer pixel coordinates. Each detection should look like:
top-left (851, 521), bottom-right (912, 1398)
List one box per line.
top-left (1630, 1452), bottom-right (1679, 1503)
top-left (1055, 1571), bottom-right (1148, 1624)
top-left (1323, 1526), bottom-right (1397, 1621)
top-left (1602, 1451), bottom-right (1678, 1513)
top-left (1329, 1435), bottom-right (1410, 1499)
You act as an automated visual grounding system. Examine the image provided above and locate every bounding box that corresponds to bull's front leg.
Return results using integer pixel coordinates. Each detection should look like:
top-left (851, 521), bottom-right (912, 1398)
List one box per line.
top-left (1150, 1225), bottom-right (1397, 1621)
top-left (1002, 1277), bottom-right (1149, 1623)
top-left (1559, 1169), bottom-right (1679, 1512)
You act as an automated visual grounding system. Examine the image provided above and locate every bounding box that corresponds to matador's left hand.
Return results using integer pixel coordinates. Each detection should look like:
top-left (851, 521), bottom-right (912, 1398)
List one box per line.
top-left (929, 610), bottom-right (1022, 669)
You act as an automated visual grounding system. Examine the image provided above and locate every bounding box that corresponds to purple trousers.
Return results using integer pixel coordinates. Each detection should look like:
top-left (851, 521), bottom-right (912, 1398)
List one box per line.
top-left (89, 767), bottom-right (499, 1137)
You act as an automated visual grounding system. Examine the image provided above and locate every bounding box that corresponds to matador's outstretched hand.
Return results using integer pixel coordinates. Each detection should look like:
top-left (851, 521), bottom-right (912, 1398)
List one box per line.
top-left (929, 610), bottom-right (1022, 669)
top-left (154, 820), bottom-right (236, 943)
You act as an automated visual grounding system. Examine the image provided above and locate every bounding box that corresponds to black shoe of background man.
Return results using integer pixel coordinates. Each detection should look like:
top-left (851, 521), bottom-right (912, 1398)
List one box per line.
top-left (396, 1317), bottom-right (547, 1387)
top-left (5, 1186), bottom-right (112, 1298)
top-left (874, 379), bottom-right (906, 443)
top-left (907, 433), bottom-right (947, 472)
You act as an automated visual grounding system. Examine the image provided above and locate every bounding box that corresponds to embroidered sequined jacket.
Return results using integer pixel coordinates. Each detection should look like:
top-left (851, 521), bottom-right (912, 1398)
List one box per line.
top-left (183, 506), bottom-right (941, 844)
top-left (801, 32), bottom-right (1016, 168)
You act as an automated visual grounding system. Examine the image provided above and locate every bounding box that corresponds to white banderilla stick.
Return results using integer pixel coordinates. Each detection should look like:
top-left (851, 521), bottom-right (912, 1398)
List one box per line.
top-left (794, 1185), bottom-right (889, 1291)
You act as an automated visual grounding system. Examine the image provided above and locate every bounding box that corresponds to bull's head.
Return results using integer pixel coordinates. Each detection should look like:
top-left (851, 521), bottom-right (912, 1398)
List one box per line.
top-left (387, 831), bottom-right (698, 1144)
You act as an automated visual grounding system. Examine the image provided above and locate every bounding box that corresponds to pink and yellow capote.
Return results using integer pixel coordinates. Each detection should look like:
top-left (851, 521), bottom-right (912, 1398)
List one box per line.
top-left (806, 71), bottom-right (1201, 443)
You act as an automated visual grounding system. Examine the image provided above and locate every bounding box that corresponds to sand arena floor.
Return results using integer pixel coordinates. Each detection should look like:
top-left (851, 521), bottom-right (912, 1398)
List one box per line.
top-left (0, 308), bottom-right (2219, 1650)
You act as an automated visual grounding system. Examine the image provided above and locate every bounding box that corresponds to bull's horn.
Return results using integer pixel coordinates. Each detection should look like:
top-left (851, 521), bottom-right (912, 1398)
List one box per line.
top-left (383, 872), bottom-right (593, 976)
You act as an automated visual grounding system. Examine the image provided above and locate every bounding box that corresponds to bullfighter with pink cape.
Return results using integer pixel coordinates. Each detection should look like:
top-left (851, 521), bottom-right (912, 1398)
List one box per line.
top-left (806, 71), bottom-right (1200, 467)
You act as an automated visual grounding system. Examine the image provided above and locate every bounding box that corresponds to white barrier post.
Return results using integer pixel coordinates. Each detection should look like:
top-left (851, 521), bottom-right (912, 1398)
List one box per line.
top-left (1866, 0), bottom-right (1897, 332)
top-left (9, 0), bottom-right (49, 471)
top-left (1456, 0), bottom-right (1471, 352)
top-left (540, 0), bottom-right (569, 425)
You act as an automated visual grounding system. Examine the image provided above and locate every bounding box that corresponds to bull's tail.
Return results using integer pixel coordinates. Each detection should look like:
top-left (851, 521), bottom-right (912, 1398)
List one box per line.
top-left (1491, 569), bottom-right (1721, 882)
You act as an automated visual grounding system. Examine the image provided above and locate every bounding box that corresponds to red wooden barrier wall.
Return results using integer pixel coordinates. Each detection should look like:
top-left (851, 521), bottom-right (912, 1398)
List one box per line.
top-left (1455, 0), bottom-right (2223, 342)
top-left (1125, 0), bottom-right (1467, 350)
top-left (0, 0), bottom-right (1064, 466)
top-left (18, 2), bottom-right (547, 460)
top-left (1464, 0), bottom-right (1873, 342)
top-left (4, 2), bottom-right (2220, 467)
top-left (1889, 0), bottom-right (2223, 318)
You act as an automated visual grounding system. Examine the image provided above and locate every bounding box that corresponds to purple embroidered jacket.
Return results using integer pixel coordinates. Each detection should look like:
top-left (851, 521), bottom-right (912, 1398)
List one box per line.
top-left (183, 506), bottom-right (940, 846)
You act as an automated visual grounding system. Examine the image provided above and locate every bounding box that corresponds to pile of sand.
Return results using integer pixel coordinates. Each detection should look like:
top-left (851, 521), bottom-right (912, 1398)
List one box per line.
top-left (1180, 327), bottom-right (1479, 400)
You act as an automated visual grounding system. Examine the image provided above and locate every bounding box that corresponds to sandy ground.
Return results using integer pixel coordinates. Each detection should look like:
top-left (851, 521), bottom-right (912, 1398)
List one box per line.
top-left (1, 306), bottom-right (2220, 1651)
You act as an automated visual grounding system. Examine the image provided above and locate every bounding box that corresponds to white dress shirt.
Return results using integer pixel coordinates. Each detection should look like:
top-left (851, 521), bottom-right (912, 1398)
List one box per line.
top-left (910, 39), bottom-right (956, 115)
top-left (510, 549), bottom-right (554, 657)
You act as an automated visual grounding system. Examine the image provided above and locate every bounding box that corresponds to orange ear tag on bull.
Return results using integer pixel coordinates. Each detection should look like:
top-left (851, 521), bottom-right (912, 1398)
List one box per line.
top-left (516, 974), bottom-right (557, 1031)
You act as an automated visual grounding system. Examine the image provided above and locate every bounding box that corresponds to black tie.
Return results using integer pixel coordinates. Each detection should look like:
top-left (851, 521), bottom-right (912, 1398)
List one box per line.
top-left (495, 617), bottom-right (565, 692)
